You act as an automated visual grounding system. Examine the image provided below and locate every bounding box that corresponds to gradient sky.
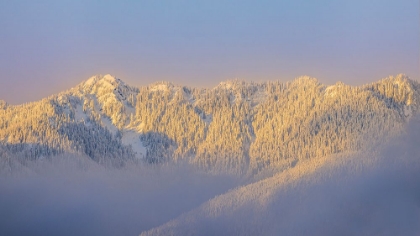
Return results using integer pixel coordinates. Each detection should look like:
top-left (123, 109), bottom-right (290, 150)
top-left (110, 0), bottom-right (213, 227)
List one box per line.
top-left (0, 0), bottom-right (418, 104)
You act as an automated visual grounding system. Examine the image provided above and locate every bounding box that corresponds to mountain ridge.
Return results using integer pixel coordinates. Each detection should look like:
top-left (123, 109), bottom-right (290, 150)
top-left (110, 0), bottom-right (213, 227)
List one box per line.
top-left (1, 74), bottom-right (419, 176)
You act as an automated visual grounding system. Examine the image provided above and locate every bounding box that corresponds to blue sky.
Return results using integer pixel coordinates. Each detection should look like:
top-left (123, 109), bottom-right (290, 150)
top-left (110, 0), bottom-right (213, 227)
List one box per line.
top-left (0, 0), bottom-right (418, 104)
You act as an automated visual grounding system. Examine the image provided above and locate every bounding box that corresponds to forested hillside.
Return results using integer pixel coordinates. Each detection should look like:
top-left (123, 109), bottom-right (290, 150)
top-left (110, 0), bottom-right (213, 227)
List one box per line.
top-left (0, 74), bottom-right (418, 175)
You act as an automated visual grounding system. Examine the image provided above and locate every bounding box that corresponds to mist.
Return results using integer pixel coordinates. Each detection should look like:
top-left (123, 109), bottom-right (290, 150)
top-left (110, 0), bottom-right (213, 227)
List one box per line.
top-left (273, 117), bottom-right (420, 235)
top-left (229, 158), bottom-right (420, 236)
top-left (265, 153), bottom-right (420, 235)
top-left (140, 118), bottom-right (420, 236)
top-left (2, 119), bottom-right (420, 236)
top-left (3, 128), bottom-right (420, 236)
top-left (0, 159), bottom-right (239, 236)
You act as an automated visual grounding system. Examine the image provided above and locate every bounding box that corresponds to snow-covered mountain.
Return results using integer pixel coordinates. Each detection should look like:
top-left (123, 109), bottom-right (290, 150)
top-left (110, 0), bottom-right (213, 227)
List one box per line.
top-left (1, 74), bottom-right (419, 175)
top-left (2, 74), bottom-right (420, 235)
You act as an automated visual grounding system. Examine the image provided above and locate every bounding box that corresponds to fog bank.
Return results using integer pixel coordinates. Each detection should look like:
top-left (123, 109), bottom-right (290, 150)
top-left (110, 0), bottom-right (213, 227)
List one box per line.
top-left (0, 160), bottom-right (239, 236)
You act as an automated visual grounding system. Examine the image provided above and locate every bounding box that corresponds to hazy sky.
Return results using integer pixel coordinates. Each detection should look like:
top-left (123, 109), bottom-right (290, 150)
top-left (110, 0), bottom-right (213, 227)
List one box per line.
top-left (1, 0), bottom-right (418, 104)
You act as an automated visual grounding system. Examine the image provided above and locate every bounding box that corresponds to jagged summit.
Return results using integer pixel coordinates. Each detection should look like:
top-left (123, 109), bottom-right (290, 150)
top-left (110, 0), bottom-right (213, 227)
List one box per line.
top-left (72, 74), bottom-right (138, 105)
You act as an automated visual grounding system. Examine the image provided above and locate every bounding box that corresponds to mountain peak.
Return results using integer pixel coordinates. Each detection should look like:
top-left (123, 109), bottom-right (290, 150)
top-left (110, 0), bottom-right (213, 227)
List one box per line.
top-left (81, 74), bottom-right (123, 89)
top-left (71, 74), bottom-right (138, 107)
top-left (73, 74), bottom-right (139, 98)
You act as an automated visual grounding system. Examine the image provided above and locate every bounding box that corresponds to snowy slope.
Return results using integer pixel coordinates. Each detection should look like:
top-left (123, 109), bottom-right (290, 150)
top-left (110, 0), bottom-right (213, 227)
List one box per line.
top-left (140, 116), bottom-right (420, 236)
top-left (66, 74), bottom-right (146, 158)
top-left (121, 130), bottom-right (146, 159)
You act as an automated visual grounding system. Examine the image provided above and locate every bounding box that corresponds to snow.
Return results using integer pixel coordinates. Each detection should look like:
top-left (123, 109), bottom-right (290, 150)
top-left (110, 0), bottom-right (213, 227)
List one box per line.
top-left (217, 80), bottom-right (239, 90)
top-left (324, 85), bottom-right (337, 98)
top-left (249, 88), bottom-right (267, 108)
top-left (137, 122), bottom-right (145, 132)
top-left (151, 83), bottom-right (170, 92)
top-left (79, 74), bottom-right (124, 95)
top-left (83, 76), bottom-right (98, 87)
top-left (95, 75), bottom-right (121, 91)
top-left (183, 89), bottom-right (195, 104)
top-left (100, 116), bottom-right (118, 135)
top-left (95, 80), bottom-right (116, 93)
top-left (404, 105), bottom-right (412, 117)
top-left (74, 105), bottom-right (88, 122)
top-left (61, 106), bottom-right (71, 117)
top-left (121, 130), bottom-right (146, 159)
top-left (102, 74), bottom-right (118, 83)
top-left (324, 82), bottom-right (345, 98)
top-left (202, 114), bottom-right (212, 125)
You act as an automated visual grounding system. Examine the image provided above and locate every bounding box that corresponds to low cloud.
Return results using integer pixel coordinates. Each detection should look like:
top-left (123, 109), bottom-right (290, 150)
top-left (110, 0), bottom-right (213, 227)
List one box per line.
top-left (0, 160), bottom-right (239, 236)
